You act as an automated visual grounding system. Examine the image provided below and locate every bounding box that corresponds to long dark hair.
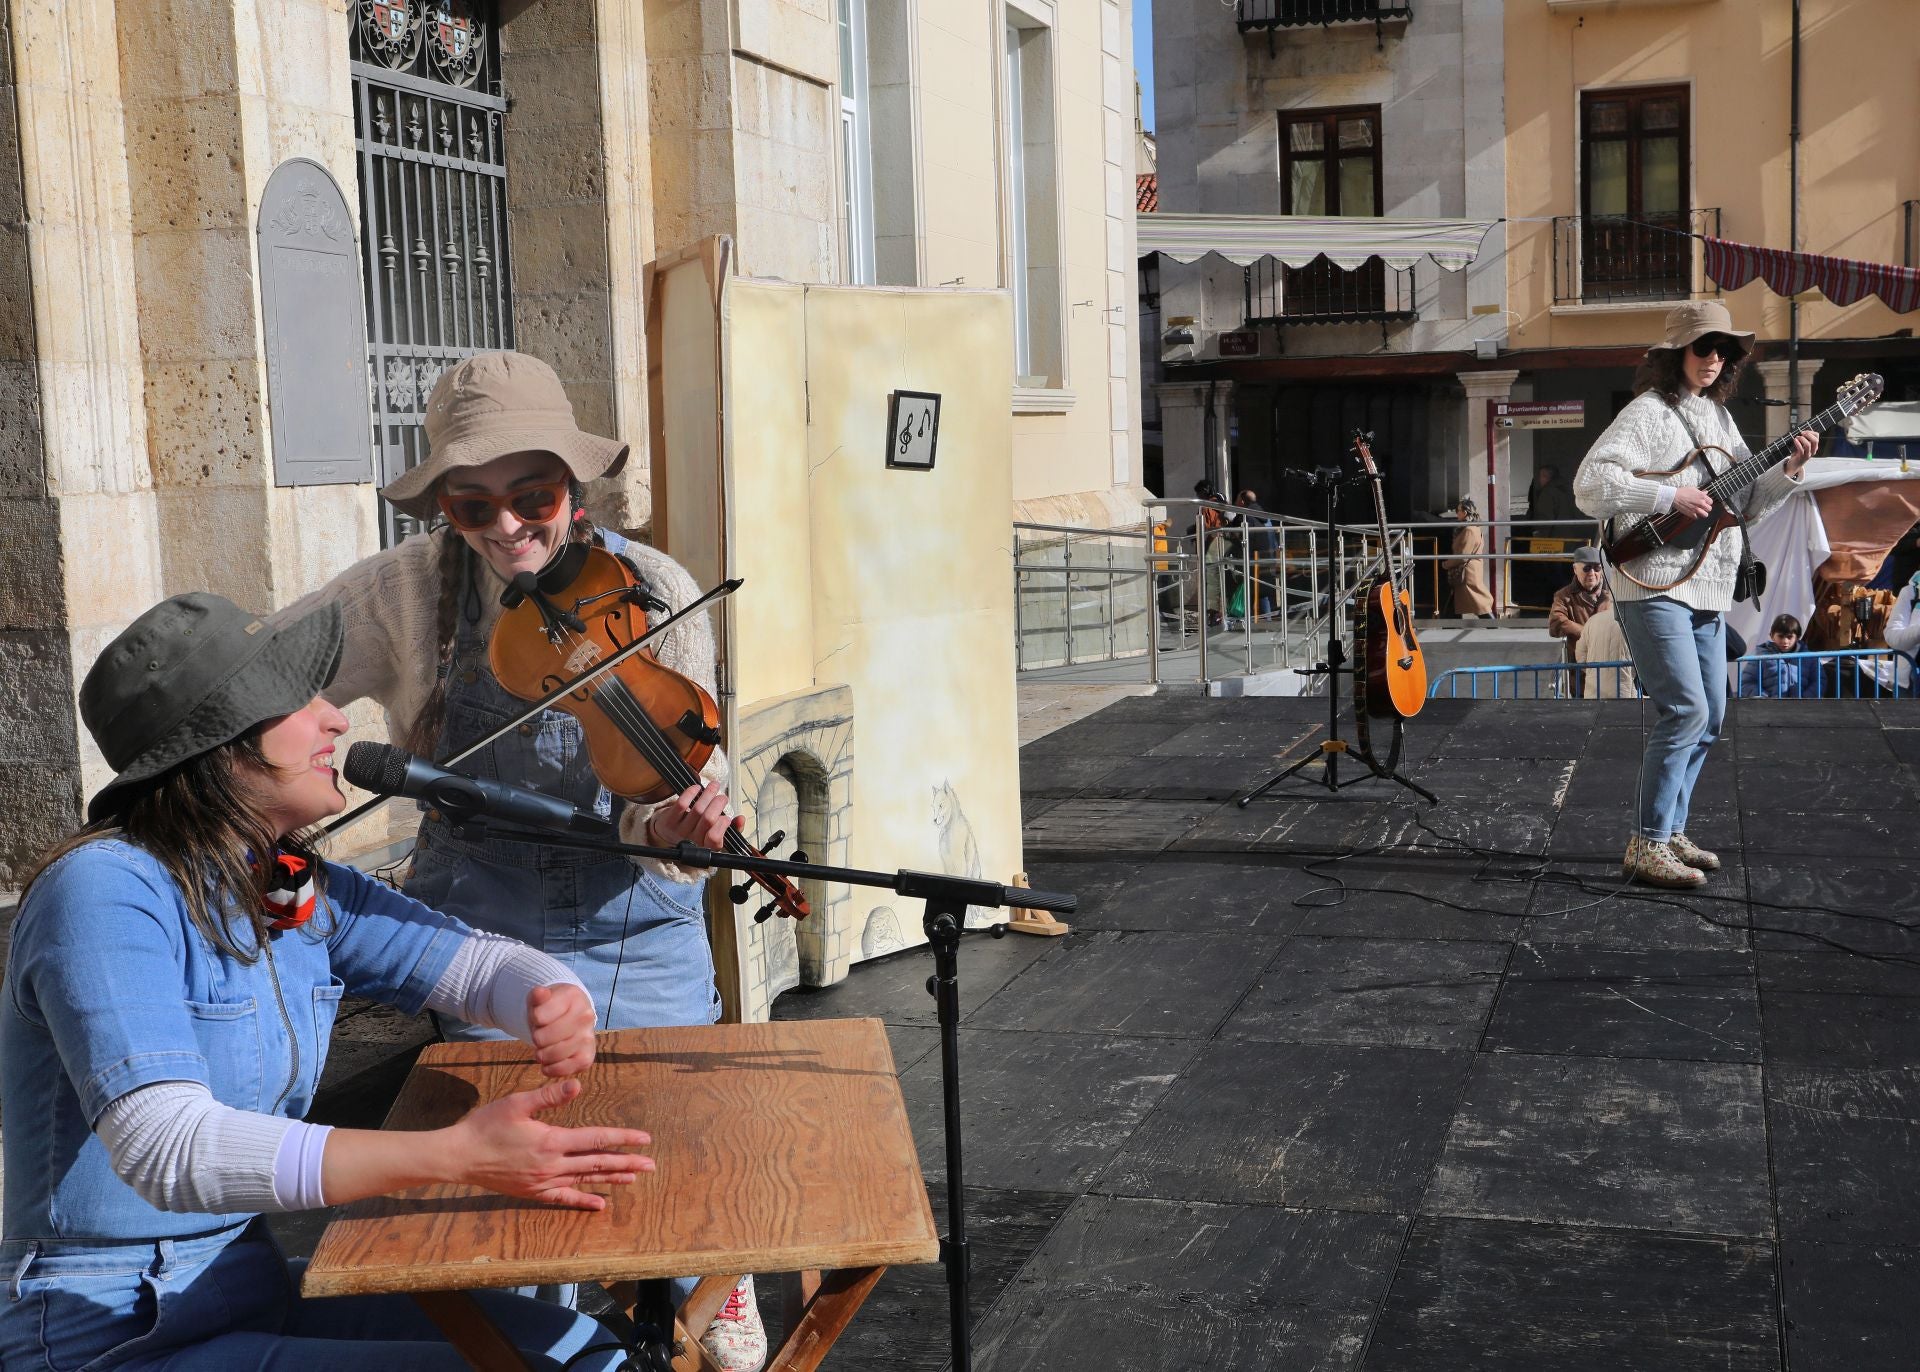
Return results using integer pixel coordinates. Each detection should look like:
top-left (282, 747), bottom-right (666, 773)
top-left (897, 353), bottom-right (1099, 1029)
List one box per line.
top-left (25, 729), bottom-right (331, 962)
top-left (1633, 342), bottom-right (1755, 406)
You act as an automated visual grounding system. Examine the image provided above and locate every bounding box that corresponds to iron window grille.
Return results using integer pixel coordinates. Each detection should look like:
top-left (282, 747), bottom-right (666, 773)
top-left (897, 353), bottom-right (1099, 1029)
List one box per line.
top-left (1245, 256), bottom-right (1417, 325)
top-left (351, 0), bottom-right (512, 547)
top-left (1237, 1), bottom-right (1411, 54)
top-left (1552, 208), bottom-right (1720, 305)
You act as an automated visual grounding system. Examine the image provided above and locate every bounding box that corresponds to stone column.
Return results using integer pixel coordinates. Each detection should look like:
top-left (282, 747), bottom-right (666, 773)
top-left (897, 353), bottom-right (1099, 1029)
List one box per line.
top-left (0, 0), bottom-right (165, 883)
top-left (1457, 369), bottom-right (1520, 614)
top-left (1754, 359), bottom-right (1815, 442)
top-left (1154, 380), bottom-right (1233, 503)
top-left (114, 0), bottom-right (377, 615)
top-left (504, 0), bottom-right (658, 530)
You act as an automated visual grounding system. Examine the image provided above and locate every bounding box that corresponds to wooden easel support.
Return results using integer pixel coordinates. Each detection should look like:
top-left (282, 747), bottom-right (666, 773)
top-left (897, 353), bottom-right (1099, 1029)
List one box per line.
top-left (1005, 872), bottom-right (1070, 937)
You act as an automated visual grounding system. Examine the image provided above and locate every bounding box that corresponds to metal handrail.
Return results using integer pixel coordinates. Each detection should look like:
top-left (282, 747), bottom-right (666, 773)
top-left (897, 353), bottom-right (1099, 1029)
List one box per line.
top-left (1020, 505), bottom-right (1608, 691)
top-left (1012, 521), bottom-right (1156, 672)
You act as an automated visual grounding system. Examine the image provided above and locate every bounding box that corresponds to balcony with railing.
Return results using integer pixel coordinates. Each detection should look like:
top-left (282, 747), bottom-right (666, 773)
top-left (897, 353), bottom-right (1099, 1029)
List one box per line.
top-left (1552, 207), bottom-right (1719, 305)
top-left (1244, 256), bottom-right (1417, 326)
top-left (1237, 0), bottom-right (1413, 29)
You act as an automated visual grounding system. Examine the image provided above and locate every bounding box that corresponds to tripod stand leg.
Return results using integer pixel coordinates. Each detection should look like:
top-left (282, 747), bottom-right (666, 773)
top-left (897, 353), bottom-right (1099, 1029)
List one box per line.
top-left (1237, 739), bottom-right (1325, 807)
top-left (1342, 716), bottom-right (1439, 804)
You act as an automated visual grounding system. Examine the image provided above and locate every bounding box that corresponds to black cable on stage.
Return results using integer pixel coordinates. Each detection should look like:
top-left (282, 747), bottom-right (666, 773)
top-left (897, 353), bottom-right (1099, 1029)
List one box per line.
top-left (1274, 804), bottom-right (1920, 971)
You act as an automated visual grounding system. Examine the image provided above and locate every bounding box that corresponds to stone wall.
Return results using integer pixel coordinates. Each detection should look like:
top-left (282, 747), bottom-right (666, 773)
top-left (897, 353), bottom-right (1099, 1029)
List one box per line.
top-left (503, 0), bottom-right (658, 530)
top-left (1, 0), bottom-right (165, 885)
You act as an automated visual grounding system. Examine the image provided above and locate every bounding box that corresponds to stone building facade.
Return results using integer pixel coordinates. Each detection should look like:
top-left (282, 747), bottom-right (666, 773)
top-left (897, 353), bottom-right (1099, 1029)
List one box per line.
top-left (0, 0), bottom-right (1141, 890)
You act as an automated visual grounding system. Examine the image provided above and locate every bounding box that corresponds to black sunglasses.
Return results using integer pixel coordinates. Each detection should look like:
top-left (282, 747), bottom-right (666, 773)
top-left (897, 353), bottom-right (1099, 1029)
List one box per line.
top-left (1689, 334), bottom-right (1745, 362)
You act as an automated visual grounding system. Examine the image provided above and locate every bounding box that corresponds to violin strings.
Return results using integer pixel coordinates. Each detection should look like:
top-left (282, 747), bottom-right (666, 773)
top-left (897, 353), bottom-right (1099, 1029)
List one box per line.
top-left (536, 613), bottom-right (775, 881)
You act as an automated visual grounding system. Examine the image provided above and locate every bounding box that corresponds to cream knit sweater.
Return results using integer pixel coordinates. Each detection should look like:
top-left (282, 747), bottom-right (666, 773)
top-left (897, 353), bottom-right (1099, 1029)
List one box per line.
top-left (282, 530), bottom-right (727, 881)
top-left (1574, 390), bottom-right (1801, 613)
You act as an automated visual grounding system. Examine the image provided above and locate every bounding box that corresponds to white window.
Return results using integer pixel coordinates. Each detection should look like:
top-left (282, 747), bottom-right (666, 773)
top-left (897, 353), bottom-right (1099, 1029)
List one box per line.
top-left (1002, 5), bottom-right (1062, 388)
top-left (839, 0), bottom-right (877, 285)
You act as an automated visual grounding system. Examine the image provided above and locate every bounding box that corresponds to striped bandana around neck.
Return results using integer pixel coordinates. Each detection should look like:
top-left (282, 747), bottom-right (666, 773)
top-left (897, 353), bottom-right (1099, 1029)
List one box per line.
top-left (261, 845), bottom-right (318, 930)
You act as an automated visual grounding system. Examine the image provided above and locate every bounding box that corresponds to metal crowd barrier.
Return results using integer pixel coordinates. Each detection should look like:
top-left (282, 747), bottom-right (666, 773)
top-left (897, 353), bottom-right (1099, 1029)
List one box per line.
top-left (1429, 648), bottom-right (1917, 701)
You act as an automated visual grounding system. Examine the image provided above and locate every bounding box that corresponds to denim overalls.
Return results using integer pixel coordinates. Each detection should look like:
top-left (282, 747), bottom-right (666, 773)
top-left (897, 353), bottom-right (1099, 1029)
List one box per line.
top-left (0, 844), bottom-right (627, 1370)
top-left (403, 529), bottom-right (722, 1036)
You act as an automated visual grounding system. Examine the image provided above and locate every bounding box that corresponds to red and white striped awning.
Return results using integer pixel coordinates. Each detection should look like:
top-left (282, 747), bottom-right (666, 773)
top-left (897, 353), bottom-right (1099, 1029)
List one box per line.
top-left (1135, 212), bottom-right (1496, 272)
top-left (1704, 235), bottom-right (1920, 314)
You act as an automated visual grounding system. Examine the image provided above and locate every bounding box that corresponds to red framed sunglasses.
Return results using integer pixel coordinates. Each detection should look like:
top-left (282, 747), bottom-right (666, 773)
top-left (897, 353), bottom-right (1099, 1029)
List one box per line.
top-left (436, 478), bottom-right (570, 532)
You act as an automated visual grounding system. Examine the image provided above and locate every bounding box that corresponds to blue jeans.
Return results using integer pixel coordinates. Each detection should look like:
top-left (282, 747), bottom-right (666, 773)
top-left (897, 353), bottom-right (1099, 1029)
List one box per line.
top-left (1, 1226), bottom-right (628, 1371)
top-left (1614, 597), bottom-right (1726, 842)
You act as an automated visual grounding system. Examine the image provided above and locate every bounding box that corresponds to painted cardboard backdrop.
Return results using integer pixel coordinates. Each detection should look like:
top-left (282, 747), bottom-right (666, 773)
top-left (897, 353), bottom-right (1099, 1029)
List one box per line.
top-left (655, 258), bottom-right (1021, 1020)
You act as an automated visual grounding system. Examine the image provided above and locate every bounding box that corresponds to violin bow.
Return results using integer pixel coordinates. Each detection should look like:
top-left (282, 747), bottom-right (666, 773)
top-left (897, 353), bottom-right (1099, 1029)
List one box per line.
top-left (320, 576), bottom-right (743, 839)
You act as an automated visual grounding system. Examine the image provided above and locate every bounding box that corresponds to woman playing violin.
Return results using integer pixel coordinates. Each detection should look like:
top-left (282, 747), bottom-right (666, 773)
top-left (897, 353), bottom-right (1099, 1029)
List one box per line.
top-left (283, 351), bottom-right (766, 1367)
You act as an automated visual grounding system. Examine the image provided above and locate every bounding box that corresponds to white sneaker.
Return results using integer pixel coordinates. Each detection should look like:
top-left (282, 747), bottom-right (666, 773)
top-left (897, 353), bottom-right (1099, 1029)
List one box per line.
top-left (700, 1276), bottom-right (768, 1372)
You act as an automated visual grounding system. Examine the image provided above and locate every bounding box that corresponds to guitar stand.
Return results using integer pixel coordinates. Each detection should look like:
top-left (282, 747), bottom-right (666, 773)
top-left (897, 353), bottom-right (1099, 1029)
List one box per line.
top-left (1240, 465), bottom-right (1437, 810)
top-left (1237, 647), bottom-right (1437, 806)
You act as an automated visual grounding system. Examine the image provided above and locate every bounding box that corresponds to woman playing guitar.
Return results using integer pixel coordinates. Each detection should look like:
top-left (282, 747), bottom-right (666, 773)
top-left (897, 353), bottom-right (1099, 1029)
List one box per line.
top-left (1574, 302), bottom-right (1820, 891)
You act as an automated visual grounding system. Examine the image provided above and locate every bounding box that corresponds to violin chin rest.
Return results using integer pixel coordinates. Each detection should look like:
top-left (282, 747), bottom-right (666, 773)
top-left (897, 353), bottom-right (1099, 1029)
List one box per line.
top-left (500, 572), bottom-right (539, 609)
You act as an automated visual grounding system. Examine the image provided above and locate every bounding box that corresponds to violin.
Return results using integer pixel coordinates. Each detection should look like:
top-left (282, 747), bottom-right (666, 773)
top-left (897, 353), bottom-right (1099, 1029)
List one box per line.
top-left (488, 542), bottom-right (811, 922)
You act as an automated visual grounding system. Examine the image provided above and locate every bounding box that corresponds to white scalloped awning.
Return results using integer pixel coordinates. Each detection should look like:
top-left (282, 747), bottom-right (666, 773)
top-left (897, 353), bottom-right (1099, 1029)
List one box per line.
top-left (1136, 213), bottom-right (1497, 272)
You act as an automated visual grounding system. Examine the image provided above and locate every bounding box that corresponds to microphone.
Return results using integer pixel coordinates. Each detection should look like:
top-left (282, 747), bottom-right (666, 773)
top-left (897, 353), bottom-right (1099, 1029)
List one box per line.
top-left (342, 742), bottom-right (614, 837)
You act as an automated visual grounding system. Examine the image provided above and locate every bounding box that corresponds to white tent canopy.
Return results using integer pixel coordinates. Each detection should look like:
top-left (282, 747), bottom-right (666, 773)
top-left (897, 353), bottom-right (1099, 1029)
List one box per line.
top-left (1846, 401), bottom-right (1920, 444)
top-left (1734, 456), bottom-right (1920, 652)
top-left (1135, 212), bottom-right (1497, 272)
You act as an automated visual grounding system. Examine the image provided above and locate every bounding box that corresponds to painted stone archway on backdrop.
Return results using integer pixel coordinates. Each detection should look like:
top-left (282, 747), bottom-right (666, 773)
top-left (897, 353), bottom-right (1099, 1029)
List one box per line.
top-left (730, 684), bottom-right (856, 1021)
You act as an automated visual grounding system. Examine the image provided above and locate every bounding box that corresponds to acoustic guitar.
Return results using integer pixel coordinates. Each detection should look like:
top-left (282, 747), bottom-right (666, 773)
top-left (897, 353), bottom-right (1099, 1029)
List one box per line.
top-left (1603, 372), bottom-right (1883, 589)
top-left (1351, 432), bottom-right (1427, 720)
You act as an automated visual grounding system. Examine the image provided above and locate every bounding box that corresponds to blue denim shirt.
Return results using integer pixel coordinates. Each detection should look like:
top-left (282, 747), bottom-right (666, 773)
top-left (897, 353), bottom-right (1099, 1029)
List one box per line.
top-left (1, 839), bottom-right (464, 1244)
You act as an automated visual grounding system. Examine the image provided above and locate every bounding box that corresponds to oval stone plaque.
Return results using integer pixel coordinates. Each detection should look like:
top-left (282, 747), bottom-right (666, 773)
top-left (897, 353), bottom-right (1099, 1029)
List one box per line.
top-left (258, 158), bottom-right (373, 486)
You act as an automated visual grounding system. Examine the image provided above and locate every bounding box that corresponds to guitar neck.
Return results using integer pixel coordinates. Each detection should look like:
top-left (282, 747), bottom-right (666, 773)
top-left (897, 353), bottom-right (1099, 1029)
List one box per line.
top-left (1707, 395), bottom-right (1849, 500)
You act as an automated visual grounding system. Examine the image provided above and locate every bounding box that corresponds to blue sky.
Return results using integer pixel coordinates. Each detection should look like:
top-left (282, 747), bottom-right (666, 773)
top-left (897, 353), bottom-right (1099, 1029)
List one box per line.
top-left (1134, 0), bottom-right (1154, 131)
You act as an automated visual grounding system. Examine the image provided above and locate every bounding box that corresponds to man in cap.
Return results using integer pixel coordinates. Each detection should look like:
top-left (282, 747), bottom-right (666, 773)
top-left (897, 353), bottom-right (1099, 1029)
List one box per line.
top-left (1548, 546), bottom-right (1612, 698)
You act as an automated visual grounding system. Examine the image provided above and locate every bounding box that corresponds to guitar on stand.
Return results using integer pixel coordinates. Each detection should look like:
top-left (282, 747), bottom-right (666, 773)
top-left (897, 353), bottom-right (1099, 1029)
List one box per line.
top-left (1350, 431), bottom-right (1427, 776)
top-left (1239, 432), bottom-right (1437, 809)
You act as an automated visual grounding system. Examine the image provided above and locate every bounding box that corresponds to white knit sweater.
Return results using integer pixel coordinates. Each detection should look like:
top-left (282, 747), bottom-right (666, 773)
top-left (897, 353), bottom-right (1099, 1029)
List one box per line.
top-left (1574, 391), bottom-right (1802, 613)
top-left (282, 529), bottom-right (728, 881)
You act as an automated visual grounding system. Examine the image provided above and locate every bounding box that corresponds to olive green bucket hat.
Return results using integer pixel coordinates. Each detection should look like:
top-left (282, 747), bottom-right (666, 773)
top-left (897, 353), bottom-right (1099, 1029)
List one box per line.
top-left (79, 593), bottom-right (344, 821)
top-left (379, 352), bottom-right (629, 520)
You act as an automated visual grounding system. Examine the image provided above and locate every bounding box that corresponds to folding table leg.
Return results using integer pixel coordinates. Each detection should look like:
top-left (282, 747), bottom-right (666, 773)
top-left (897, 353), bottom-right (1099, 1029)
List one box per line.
top-left (766, 1266), bottom-right (886, 1372)
top-left (410, 1290), bottom-right (534, 1372)
top-left (671, 1273), bottom-right (743, 1372)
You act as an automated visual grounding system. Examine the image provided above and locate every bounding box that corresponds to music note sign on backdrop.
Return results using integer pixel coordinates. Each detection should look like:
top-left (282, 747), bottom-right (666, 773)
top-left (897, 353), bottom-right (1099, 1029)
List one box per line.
top-left (887, 390), bottom-right (942, 470)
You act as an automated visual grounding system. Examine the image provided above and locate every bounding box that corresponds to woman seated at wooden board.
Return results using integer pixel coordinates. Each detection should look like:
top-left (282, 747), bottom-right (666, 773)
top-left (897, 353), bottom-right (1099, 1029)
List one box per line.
top-left (0, 592), bottom-right (652, 1371)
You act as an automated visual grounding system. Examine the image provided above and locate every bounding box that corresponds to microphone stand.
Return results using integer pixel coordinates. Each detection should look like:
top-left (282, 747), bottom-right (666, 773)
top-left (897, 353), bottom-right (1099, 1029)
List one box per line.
top-left (433, 803), bottom-right (1075, 1372)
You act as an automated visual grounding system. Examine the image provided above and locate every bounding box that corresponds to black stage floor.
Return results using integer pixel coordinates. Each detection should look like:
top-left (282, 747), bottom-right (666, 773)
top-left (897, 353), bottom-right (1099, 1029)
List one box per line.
top-left (767, 692), bottom-right (1920, 1371)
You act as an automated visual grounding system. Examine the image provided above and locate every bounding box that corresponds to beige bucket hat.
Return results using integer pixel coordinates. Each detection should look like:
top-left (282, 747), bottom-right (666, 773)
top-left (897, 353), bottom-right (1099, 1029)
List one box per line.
top-left (1650, 300), bottom-right (1755, 356)
top-left (380, 352), bottom-right (628, 520)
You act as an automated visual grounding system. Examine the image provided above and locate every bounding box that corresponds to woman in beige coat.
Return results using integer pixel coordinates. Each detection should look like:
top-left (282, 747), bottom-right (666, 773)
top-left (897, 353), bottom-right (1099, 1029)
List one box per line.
top-left (1446, 498), bottom-right (1495, 617)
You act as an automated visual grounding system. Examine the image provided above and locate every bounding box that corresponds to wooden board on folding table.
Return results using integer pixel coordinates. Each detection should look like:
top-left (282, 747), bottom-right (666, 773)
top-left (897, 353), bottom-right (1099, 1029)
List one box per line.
top-left (302, 1018), bottom-right (940, 1297)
